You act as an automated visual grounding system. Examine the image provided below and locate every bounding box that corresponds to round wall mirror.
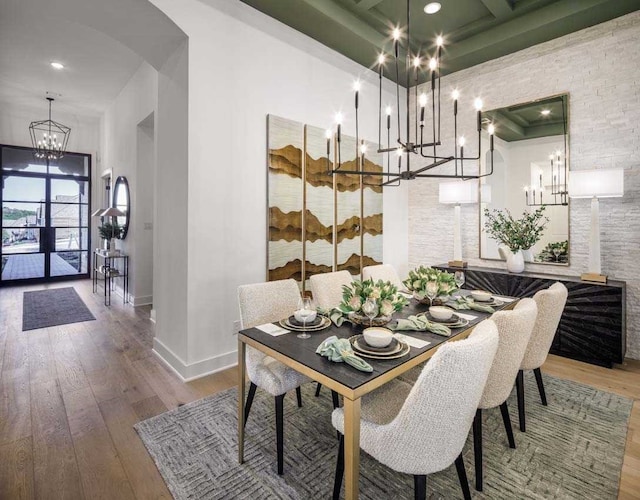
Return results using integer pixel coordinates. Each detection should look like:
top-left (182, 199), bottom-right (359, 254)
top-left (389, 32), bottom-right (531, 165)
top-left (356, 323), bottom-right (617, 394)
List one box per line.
top-left (113, 176), bottom-right (130, 239)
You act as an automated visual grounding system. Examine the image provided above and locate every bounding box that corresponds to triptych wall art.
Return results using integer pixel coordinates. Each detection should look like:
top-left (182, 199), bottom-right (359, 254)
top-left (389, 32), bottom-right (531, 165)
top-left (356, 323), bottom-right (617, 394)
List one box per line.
top-left (267, 114), bottom-right (383, 290)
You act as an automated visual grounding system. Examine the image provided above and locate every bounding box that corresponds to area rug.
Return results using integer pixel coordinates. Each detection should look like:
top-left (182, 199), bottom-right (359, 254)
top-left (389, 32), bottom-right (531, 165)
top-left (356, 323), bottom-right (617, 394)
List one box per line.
top-left (22, 287), bottom-right (95, 331)
top-left (135, 373), bottom-right (632, 499)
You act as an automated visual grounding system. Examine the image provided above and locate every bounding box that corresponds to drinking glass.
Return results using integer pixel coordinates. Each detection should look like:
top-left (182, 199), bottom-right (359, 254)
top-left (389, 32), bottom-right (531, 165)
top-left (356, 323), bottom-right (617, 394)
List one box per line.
top-left (454, 271), bottom-right (465, 295)
top-left (296, 297), bottom-right (313, 339)
top-left (425, 281), bottom-right (439, 307)
top-left (552, 248), bottom-right (561, 262)
top-left (362, 298), bottom-right (379, 328)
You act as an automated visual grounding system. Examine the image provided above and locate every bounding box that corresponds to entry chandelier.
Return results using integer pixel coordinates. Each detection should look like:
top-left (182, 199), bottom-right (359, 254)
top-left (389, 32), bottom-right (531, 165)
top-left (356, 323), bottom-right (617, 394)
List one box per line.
top-left (524, 150), bottom-right (569, 207)
top-left (29, 96), bottom-right (70, 162)
top-left (326, 0), bottom-right (494, 187)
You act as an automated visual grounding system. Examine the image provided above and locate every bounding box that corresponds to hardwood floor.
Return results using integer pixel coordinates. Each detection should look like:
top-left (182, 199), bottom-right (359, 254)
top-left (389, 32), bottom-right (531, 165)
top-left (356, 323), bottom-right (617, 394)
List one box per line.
top-left (0, 280), bottom-right (638, 499)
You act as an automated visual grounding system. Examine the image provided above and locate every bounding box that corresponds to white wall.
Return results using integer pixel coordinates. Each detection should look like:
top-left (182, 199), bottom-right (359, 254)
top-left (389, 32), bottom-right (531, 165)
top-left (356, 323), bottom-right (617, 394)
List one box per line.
top-left (100, 62), bottom-right (158, 305)
top-left (409, 12), bottom-right (640, 359)
top-left (149, 0), bottom-right (409, 379)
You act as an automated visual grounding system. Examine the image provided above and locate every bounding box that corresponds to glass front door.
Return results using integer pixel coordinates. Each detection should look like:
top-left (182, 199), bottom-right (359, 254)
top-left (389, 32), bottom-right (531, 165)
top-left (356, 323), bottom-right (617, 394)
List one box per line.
top-left (1, 146), bottom-right (91, 284)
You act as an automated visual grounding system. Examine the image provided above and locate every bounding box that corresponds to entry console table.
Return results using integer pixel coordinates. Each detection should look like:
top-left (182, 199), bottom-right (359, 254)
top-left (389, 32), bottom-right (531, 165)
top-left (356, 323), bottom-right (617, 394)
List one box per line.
top-left (435, 264), bottom-right (626, 368)
top-left (93, 250), bottom-right (129, 306)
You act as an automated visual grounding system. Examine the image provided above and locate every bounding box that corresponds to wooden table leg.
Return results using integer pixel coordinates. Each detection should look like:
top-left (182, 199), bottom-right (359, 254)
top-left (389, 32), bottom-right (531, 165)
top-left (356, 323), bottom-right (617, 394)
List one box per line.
top-left (238, 339), bottom-right (246, 464)
top-left (343, 396), bottom-right (361, 500)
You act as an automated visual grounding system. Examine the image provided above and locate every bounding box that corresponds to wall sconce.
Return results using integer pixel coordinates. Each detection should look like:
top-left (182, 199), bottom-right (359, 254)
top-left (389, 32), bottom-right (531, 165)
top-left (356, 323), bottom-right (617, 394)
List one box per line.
top-left (568, 168), bottom-right (624, 283)
top-left (439, 181), bottom-right (489, 268)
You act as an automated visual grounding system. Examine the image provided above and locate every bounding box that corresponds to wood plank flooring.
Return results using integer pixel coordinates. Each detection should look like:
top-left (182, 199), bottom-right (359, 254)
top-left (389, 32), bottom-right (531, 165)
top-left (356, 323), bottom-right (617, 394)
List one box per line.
top-left (0, 280), bottom-right (638, 499)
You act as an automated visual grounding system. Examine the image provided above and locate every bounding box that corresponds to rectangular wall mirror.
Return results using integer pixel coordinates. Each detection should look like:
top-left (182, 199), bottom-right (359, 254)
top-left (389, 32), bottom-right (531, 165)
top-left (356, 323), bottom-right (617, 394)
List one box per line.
top-left (479, 94), bottom-right (570, 265)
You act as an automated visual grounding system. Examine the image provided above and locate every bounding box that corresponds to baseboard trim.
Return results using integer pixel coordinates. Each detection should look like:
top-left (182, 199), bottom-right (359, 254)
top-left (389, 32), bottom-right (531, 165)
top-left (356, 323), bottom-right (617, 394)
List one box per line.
top-left (131, 295), bottom-right (153, 306)
top-left (152, 338), bottom-right (237, 382)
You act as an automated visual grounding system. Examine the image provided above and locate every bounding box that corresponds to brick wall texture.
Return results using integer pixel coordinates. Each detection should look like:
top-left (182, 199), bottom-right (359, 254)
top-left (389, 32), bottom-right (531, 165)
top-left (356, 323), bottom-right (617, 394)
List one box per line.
top-left (408, 12), bottom-right (640, 359)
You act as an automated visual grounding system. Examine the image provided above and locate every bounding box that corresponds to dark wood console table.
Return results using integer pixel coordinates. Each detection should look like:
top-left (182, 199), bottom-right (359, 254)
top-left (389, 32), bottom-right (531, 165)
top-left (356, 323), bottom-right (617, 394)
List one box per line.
top-left (435, 264), bottom-right (626, 368)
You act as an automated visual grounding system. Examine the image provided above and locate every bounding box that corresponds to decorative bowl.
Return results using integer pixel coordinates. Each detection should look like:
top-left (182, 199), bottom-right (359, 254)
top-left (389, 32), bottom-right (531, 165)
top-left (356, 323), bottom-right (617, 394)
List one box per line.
top-left (349, 312), bottom-right (391, 327)
top-left (471, 290), bottom-right (492, 302)
top-left (294, 309), bottom-right (317, 323)
top-left (429, 306), bottom-right (454, 321)
top-left (362, 327), bottom-right (393, 348)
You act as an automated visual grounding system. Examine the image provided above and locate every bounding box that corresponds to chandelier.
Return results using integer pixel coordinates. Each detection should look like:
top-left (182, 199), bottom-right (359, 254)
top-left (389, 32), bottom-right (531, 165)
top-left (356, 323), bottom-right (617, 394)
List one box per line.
top-left (29, 96), bottom-right (70, 162)
top-left (326, 0), bottom-right (494, 187)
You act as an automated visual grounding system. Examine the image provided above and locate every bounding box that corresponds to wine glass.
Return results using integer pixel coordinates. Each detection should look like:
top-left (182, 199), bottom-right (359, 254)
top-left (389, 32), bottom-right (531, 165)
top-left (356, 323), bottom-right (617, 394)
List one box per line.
top-left (296, 297), bottom-right (314, 339)
top-left (552, 247), bottom-right (561, 262)
top-left (425, 281), bottom-right (439, 307)
top-left (454, 271), bottom-right (465, 295)
top-left (362, 298), bottom-right (379, 328)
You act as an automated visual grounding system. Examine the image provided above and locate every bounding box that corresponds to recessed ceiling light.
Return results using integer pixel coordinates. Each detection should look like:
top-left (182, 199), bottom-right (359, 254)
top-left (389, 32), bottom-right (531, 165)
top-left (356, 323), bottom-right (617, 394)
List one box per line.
top-left (424, 2), bottom-right (441, 14)
top-left (50, 62), bottom-right (64, 70)
top-left (541, 109), bottom-right (551, 115)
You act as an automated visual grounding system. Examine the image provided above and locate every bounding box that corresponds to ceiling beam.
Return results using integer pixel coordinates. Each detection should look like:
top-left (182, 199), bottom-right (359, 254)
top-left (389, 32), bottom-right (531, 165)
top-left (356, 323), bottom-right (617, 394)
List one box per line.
top-left (480, 0), bottom-right (514, 18)
top-left (446, 0), bottom-right (613, 63)
top-left (355, 0), bottom-right (386, 11)
top-left (302, 0), bottom-right (388, 50)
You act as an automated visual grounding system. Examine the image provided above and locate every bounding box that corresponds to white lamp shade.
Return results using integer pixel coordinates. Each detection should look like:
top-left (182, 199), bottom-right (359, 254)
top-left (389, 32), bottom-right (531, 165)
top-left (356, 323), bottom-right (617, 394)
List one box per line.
top-left (439, 181), bottom-right (478, 204)
top-left (101, 207), bottom-right (125, 217)
top-left (569, 168), bottom-right (624, 198)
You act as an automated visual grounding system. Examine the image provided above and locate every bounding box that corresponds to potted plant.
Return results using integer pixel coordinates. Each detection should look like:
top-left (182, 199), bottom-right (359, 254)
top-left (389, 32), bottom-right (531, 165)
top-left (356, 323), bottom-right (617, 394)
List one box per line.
top-left (403, 266), bottom-right (457, 305)
top-left (483, 206), bottom-right (548, 272)
top-left (537, 240), bottom-right (568, 263)
top-left (338, 278), bottom-right (408, 326)
top-left (98, 221), bottom-right (124, 252)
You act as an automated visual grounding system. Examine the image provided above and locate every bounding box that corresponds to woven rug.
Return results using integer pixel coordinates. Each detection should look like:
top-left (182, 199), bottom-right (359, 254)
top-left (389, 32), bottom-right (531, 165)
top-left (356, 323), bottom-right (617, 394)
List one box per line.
top-left (135, 373), bottom-right (632, 499)
top-left (22, 287), bottom-right (95, 331)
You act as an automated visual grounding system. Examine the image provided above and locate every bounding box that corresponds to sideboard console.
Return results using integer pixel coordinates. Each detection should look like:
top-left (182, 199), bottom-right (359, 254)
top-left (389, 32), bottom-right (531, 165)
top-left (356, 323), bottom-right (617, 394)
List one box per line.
top-left (435, 264), bottom-right (626, 368)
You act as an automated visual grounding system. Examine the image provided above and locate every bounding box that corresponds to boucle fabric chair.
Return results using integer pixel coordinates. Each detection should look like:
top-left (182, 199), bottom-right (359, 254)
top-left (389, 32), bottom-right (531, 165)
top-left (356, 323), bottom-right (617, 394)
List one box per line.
top-left (516, 282), bottom-right (568, 432)
top-left (331, 319), bottom-right (499, 500)
top-left (309, 270), bottom-right (352, 310)
top-left (473, 298), bottom-right (537, 491)
top-left (362, 264), bottom-right (404, 290)
top-left (238, 279), bottom-right (310, 475)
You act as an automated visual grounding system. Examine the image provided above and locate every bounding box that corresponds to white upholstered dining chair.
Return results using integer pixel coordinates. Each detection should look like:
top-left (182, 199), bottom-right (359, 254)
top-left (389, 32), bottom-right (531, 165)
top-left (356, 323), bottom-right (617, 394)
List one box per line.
top-left (516, 282), bottom-right (568, 432)
top-left (362, 264), bottom-right (405, 290)
top-left (331, 319), bottom-right (499, 500)
top-left (237, 279), bottom-right (310, 475)
top-left (309, 270), bottom-right (352, 310)
top-left (308, 271), bottom-right (352, 404)
top-left (472, 298), bottom-right (537, 491)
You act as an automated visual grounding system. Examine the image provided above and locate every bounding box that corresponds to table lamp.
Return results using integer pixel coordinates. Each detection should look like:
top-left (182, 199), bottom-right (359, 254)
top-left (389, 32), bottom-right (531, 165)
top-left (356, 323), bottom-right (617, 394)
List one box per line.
top-left (568, 168), bottom-right (624, 283)
top-left (439, 181), bottom-right (488, 268)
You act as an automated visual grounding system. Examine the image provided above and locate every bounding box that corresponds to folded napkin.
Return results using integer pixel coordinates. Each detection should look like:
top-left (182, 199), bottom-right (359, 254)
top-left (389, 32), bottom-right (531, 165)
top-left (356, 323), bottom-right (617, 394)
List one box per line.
top-left (316, 336), bottom-right (373, 372)
top-left (317, 307), bottom-right (350, 327)
top-left (448, 296), bottom-right (495, 314)
top-left (391, 315), bottom-right (452, 337)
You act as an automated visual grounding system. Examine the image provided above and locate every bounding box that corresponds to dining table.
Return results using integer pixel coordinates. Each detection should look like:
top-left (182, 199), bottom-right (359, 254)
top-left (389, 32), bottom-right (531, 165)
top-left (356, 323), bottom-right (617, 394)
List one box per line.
top-left (237, 291), bottom-right (518, 499)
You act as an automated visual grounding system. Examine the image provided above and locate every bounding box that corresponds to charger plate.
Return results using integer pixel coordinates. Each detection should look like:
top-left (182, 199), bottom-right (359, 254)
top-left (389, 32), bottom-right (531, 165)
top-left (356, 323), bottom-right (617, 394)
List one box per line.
top-left (349, 335), bottom-right (410, 360)
top-left (279, 316), bottom-right (331, 332)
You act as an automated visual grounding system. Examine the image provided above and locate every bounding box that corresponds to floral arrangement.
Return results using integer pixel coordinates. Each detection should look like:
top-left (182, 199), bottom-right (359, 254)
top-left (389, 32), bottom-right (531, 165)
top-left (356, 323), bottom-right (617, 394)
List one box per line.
top-left (483, 206), bottom-right (548, 252)
top-left (537, 240), bottom-right (568, 263)
top-left (338, 278), bottom-right (408, 318)
top-left (402, 266), bottom-right (457, 301)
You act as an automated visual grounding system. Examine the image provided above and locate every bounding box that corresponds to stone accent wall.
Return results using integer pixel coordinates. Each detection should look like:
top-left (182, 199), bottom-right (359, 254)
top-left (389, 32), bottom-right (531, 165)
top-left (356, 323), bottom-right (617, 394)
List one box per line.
top-left (409, 12), bottom-right (640, 359)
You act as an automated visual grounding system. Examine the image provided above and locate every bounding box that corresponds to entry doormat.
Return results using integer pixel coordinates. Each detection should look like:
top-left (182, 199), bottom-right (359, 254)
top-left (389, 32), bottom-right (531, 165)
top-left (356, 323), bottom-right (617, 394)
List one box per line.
top-left (135, 373), bottom-right (631, 499)
top-left (22, 287), bottom-right (96, 331)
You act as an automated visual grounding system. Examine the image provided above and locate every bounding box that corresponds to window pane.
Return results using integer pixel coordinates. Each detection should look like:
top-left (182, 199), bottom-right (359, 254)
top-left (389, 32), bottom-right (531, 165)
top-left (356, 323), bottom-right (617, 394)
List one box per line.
top-left (50, 251), bottom-right (88, 276)
top-left (2, 226), bottom-right (41, 254)
top-left (54, 228), bottom-right (88, 251)
top-left (49, 154), bottom-right (89, 176)
top-left (2, 202), bottom-right (45, 227)
top-left (51, 179), bottom-right (89, 204)
top-left (50, 203), bottom-right (88, 227)
top-left (1, 147), bottom-right (46, 173)
top-left (2, 176), bottom-right (46, 202)
top-left (1, 253), bottom-right (45, 279)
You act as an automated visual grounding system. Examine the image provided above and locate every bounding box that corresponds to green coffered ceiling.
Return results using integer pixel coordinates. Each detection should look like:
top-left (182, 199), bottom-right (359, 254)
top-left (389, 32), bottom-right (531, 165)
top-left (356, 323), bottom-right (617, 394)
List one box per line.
top-left (240, 0), bottom-right (640, 85)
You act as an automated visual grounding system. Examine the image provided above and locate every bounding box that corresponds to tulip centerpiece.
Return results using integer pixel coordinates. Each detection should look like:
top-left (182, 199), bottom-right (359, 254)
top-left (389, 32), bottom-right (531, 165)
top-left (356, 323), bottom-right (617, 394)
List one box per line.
top-left (338, 278), bottom-right (409, 326)
top-left (403, 266), bottom-right (457, 305)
